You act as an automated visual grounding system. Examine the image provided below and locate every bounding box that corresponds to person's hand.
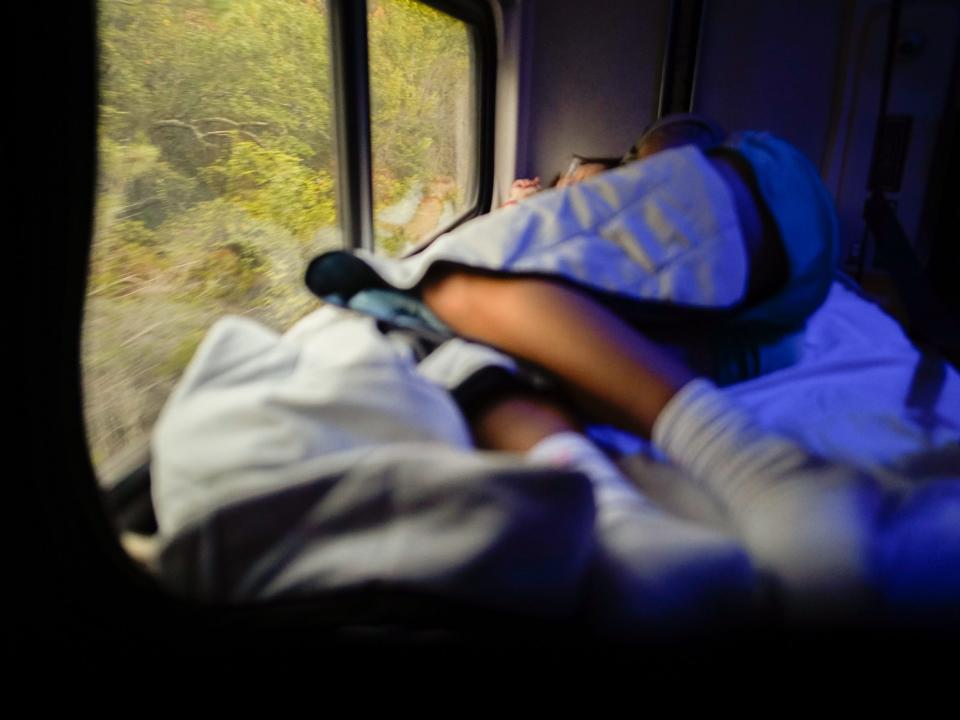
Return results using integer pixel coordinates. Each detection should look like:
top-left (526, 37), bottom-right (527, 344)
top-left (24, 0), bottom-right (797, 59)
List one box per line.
top-left (503, 177), bottom-right (541, 206)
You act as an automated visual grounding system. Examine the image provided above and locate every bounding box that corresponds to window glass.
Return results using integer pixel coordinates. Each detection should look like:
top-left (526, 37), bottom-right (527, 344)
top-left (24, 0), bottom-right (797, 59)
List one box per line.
top-left (85, 0), bottom-right (338, 485)
top-left (368, 0), bottom-right (476, 256)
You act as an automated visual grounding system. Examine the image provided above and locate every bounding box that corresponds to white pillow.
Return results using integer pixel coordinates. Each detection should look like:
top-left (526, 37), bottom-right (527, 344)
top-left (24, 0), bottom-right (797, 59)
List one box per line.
top-left (151, 305), bottom-right (472, 536)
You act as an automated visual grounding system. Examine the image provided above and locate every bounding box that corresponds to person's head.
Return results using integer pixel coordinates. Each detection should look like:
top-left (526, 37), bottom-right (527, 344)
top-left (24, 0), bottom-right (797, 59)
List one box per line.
top-left (553, 155), bottom-right (620, 188)
top-left (623, 113), bottom-right (727, 163)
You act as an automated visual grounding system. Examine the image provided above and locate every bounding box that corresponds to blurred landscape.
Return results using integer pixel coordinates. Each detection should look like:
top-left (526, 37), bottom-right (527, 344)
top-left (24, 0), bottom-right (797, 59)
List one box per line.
top-left (85, 0), bottom-right (473, 482)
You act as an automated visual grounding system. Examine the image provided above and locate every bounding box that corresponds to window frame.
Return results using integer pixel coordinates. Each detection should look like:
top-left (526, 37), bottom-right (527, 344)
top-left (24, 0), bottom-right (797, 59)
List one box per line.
top-left (87, 0), bottom-right (496, 495)
top-left (28, 0), bottom-right (501, 646)
top-left (328, 0), bottom-right (497, 254)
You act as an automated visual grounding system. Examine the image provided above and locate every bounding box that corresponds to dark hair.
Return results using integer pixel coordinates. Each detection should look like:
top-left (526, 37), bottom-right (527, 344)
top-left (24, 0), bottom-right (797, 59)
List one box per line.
top-left (622, 113), bottom-right (727, 164)
top-left (550, 154), bottom-right (621, 187)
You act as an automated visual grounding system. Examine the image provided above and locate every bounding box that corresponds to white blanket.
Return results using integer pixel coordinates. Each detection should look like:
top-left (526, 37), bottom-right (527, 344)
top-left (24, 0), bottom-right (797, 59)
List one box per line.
top-left (151, 282), bottom-right (960, 624)
top-left (315, 145), bottom-right (749, 310)
top-left (151, 304), bottom-right (752, 626)
top-left (626, 279), bottom-right (959, 527)
top-left (724, 279), bottom-right (960, 478)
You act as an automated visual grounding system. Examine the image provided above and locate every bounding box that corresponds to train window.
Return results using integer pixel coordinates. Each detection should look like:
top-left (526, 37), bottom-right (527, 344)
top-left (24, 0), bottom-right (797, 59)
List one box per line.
top-left (368, 0), bottom-right (477, 255)
top-left (85, 0), bottom-right (340, 485)
top-left (84, 0), bottom-right (494, 487)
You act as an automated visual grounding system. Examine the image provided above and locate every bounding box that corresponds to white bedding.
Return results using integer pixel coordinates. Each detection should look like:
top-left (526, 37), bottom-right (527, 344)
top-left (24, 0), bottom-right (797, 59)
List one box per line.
top-left (151, 278), bottom-right (960, 626)
top-left (625, 278), bottom-right (959, 533)
top-left (723, 279), bottom-right (959, 477)
top-left (311, 145), bottom-right (749, 310)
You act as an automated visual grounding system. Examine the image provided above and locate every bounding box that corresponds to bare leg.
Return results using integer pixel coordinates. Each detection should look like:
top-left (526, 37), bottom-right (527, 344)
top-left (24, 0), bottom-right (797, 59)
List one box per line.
top-left (422, 272), bottom-right (695, 438)
top-left (468, 389), bottom-right (580, 452)
top-left (468, 390), bottom-right (643, 510)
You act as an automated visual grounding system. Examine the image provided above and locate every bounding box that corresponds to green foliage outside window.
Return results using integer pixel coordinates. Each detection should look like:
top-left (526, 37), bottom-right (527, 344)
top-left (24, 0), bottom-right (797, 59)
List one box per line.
top-left (85, 0), bottom-right (475, 481)
top-left (370, 0), bottom-right (475, 254)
